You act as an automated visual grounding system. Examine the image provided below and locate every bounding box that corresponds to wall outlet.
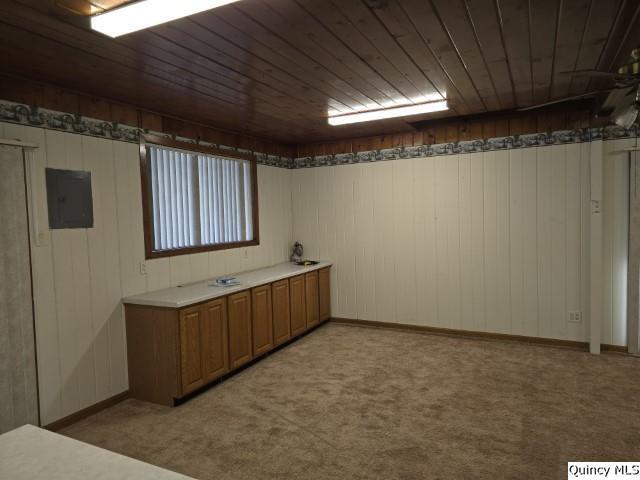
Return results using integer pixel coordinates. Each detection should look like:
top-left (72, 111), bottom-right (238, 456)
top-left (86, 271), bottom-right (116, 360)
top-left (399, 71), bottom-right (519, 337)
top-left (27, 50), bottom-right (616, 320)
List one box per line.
top-left (139, 262), bottom-right (147, 276)
top-left (568, 311), bottom-right (582, 323)
top-left (34, 231), bottom-right (49, 247)
top-left (243, 248), bottom-right (249, 259)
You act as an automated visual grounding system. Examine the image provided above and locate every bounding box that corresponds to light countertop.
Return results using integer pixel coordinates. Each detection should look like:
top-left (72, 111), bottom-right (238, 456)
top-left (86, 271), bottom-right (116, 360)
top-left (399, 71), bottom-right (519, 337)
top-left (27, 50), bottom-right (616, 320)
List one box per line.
top-left (122, 261), bottom-right (332, 309)
top-left (0, 425), bottom-right (194, 480)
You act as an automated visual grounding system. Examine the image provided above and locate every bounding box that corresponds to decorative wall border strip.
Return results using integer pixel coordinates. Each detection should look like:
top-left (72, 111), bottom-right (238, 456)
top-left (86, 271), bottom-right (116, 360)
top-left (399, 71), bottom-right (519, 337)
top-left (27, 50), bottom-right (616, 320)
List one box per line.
top-left (1, 100), bottom-right (638, 170)
top-left (293, 126), bottom-right (639, 168)
top-left (0, 100), bottom-right (294, 168)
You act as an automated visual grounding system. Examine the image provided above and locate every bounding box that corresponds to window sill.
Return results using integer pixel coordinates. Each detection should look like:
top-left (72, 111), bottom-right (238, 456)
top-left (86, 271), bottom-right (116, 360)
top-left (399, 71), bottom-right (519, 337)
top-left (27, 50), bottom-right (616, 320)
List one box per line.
top-left (145, 238), bottom-right (260, 260)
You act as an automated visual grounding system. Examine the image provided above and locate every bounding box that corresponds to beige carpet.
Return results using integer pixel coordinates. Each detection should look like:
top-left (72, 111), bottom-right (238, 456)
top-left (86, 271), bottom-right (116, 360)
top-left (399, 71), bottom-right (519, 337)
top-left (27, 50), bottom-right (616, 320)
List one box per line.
top-left (61, 323), bottom-right (640, 479)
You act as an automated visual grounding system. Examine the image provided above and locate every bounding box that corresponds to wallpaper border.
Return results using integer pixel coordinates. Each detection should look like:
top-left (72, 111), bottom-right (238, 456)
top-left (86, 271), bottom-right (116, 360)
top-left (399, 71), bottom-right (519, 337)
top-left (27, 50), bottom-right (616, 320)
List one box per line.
top-left (0, 100), bottom-right (294, 168)
top-left (293, 126), bottom-right (639, 168)
top-left (1, 100), bottom-right (638, 169)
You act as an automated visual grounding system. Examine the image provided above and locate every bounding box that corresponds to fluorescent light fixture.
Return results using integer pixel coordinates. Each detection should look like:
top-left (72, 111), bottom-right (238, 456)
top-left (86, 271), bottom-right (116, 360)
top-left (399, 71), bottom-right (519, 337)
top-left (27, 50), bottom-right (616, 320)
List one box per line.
top-left (91, 0), bottom-right (241, 38)
top-left (328, 100), bottom-right (449, 126)
top-left (327, 93), bottom-right (446, 117)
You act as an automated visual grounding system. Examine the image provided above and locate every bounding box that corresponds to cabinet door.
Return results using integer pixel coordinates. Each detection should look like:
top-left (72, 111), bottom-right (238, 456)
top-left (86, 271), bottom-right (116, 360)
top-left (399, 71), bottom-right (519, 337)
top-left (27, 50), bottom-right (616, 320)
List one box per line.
top-left (272, 279), bottom-right (291, 345)
top-left (290, 275), bottom-right (306, 336)
top-left (228, 291), bottom-right (253, 369)
top-left (179, 306), bottom-right (205, 395)
top-left (201, 298), bottom-right (229, 383)
top-left (319, 267), bottom-right (331, 322)
top-left (252, 285), bottom-right (274, 356)
top-left (305, 271), bottom-right (320, 328)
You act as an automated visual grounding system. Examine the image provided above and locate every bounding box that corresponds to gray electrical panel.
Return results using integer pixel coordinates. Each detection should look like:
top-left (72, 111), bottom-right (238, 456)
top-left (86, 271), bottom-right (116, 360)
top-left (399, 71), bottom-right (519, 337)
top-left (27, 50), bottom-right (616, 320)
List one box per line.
top-left (45, 168), bottom-right (94, 229)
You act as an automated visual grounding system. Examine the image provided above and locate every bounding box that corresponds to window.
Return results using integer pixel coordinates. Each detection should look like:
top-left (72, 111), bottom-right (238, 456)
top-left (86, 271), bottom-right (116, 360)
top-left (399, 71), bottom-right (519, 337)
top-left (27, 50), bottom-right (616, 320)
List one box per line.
top-left (140, 135), bottom-right (259, 258)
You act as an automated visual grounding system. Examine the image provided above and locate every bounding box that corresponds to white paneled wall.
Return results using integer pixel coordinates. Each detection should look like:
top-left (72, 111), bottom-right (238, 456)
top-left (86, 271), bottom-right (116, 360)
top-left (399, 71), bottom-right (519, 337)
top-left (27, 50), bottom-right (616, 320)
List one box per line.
top-left (293, 141), bottom-right (628, 346)
top-left (0, 118), bottom-right (631, 425)
top-left (0, 122), bottom-right (293, 425)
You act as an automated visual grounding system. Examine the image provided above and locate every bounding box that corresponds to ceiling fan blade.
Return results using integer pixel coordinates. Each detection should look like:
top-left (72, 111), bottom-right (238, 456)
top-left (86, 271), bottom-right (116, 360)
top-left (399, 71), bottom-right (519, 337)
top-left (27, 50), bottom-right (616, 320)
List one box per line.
top-left (559, 69), bottom-right (620, 78)
top-left (624, 85), bottom-right (639, 95)
top-left (517, 90), bottom-right (616, 112)
top-left (613, 105), bottom-right (639, 129)
top-left (560, 70), bottom-right (640, 84)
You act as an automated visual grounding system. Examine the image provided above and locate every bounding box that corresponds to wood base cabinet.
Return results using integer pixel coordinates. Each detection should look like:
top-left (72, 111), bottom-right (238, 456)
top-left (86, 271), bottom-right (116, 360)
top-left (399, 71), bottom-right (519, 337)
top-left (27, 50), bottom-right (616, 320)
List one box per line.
top-left (272, 279), bottom-right (291, 345)
top-left (126, 297), bottom-right (229, 406)
top-left (305, 271), bottom-right (320, 328)
top-left (290, 274), bottom-right (306, 336)
top-left (125, 265), bottom-right (331, 406)
top-left (179, 306), bottom-right (206, 395)
top-left (125, 305), bottom-right (181, 406)
top-left (179, 298), bottom-right (229, 396)
top-left (228, 291), bottom-right (252, 369)
top-left (201, 299), bottom-right (229, 383)
top-left (252, 285), bottom-right (274, 356)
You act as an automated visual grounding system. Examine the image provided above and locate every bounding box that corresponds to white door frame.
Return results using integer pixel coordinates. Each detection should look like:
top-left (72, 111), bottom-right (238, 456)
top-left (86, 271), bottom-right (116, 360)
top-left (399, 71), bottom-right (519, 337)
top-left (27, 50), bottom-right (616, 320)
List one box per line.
top-left (627, 150), bottom-right (640, 354)
top-left (590, 141), bottom-right (603, 354)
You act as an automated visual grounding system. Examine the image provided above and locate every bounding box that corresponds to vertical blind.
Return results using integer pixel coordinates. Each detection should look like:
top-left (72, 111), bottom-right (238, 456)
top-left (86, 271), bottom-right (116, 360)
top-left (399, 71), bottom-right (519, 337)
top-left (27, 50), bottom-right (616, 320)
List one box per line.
top-left (149, 145), bottom-right (254, 252)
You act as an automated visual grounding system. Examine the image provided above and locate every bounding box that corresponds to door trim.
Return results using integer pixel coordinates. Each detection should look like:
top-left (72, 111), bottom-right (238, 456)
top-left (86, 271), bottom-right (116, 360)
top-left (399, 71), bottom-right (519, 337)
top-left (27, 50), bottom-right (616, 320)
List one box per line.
top-left (628, 151), bottom-right (639, 354)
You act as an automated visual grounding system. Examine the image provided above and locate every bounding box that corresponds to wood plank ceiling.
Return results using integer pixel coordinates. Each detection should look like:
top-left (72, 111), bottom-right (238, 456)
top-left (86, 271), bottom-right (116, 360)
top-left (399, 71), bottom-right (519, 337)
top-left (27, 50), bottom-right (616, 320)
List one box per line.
top-left (1, 0), bottom-right (640, 143)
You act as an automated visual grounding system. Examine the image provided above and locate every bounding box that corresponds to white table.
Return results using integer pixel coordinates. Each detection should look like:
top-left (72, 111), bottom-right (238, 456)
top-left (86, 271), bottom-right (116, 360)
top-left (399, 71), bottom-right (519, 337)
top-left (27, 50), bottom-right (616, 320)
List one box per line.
top-left (0, 425), bottom-right (193, 480)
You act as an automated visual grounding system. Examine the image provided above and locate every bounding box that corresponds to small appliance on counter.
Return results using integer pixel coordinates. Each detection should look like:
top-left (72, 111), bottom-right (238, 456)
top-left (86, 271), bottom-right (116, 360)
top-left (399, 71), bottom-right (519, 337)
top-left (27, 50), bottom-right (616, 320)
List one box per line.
top-left (290, 241), bottom-right (319, 265)
top-left (290, 241), bottom-right (304, 263)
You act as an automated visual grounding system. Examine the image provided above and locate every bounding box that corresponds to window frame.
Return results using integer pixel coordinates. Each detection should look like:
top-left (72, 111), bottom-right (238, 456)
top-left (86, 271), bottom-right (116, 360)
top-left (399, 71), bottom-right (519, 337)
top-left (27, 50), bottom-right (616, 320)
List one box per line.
top-left (139, 134), bottom-right (260, 260)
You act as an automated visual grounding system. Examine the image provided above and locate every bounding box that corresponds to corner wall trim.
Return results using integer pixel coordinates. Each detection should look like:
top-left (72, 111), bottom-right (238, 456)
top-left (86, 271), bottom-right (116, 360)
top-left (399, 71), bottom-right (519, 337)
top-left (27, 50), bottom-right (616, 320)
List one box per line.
top-left (43, 390), bottom-right (129, 432)
top-left (330, 318), bottom-right (628, 353)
